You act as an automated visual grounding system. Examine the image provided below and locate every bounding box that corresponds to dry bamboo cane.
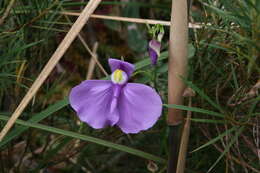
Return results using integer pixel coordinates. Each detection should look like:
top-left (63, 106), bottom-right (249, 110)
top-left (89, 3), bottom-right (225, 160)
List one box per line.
top-left (167, 0), bottom-right (188, 172)
top-left (0, 0), bottom-right (102, 141)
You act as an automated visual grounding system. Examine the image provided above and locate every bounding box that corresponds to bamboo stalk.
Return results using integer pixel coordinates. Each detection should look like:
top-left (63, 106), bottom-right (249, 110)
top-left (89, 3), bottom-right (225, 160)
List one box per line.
top-left (167, 0), bottom-right (189, 172)
top-left (0, 0), bottom-right (102, 141)
top-left (59, 11), bottom-right (202, 29)
top-left (168, 0), bottom-right (188, 126)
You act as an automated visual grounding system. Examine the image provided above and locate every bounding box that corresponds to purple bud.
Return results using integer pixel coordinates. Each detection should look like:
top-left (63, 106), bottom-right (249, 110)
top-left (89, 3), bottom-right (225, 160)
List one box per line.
top-left (149, 40), bottom-right (161, 65)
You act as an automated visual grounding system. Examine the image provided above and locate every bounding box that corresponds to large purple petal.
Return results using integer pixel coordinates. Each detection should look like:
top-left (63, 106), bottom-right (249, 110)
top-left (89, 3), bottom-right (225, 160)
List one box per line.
top-left (117, 83), bottom-right (162, 133)
top-left (69, 80), bottom-right (119, 129)
top-left (109, 58), bottom-right (135, 77)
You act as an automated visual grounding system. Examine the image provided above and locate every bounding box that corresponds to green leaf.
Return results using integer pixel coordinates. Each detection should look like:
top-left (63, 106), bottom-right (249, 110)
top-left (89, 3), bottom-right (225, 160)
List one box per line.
top-left (104, 19), bottom-right (122, 31)
top-left (0, 115), bottom-right (166, 163)
top-left (127, 24), bottom-right (147, 53)
top-left (188, 43), bottom-right (196, 59)
top-left (135, 51), bottom-right (168, 69)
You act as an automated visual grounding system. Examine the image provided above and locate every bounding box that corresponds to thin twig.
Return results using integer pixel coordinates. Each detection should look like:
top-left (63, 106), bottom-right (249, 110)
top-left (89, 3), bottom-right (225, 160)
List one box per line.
top-left (0, 0), bottom-right (102, 141)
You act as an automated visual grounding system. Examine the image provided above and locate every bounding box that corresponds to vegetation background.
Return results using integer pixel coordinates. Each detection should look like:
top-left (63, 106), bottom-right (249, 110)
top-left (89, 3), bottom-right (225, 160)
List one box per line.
top-left (0, 0), bottom-right (259, 172)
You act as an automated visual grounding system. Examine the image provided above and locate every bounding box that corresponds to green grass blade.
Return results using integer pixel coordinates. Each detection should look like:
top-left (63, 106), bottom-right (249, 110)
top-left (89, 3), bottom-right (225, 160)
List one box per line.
top-left (8, 39), bottom-right (44, 56)
top-left (231, 64), bottom-right (239, 89)
top-left (0, 98), bottom-right (69, 148)
top-left (183, 80), bottom-right (224, 113)
top-left (163, 104), bottom-right (224, 118)
top-left (0, 115), bottom-right (166, 163)
top-left (191, 126), bottom-right (238, 153)
top-left (207, 126), bottom-right (244, 173)
top-left (190, 118), bottom-right (225, 124)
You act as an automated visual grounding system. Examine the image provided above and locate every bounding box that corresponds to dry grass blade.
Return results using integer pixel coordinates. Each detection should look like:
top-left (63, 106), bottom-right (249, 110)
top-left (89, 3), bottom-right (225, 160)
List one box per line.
top-left (77, 34), bottom-right (108, 76)
top-left (86, 42), bottom-right (99, 80)
top-left (59, 12), bottom-right (202, 29)
top-left (0, 0), bottom-right (16, 26)
top-left (61, 9), bottom-right (108, 76)
top-left (0, 0), bottom-right (102, 141)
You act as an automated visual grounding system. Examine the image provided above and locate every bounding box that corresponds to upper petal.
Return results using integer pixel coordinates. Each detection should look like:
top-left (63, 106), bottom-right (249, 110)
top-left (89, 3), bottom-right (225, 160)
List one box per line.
top-left (109, 58), bottom-right (135, 77)
top-left (117, 83), bottom-right (162, 134)
top-left (69, 80), bottom-right (119, 129)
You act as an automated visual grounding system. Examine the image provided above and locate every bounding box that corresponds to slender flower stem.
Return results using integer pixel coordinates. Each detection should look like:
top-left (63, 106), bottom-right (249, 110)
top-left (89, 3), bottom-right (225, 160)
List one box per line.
top-left (153, 66), bottom-right (158, 92)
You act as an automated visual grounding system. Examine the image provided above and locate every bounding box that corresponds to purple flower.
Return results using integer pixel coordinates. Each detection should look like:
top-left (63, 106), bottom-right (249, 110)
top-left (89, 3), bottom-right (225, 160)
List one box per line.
top-left (149, 40), bottom-right (161, 65)
top-left (69, 58), bottom-right (162, 134)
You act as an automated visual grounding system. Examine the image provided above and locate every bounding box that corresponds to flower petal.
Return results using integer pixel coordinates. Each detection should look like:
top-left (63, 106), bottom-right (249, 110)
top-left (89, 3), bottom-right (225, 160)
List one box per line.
top-left (117, 83), bottom-right (162, 133)
top-left (69, 80), bottom-right (119, 129)
top-left (109, 58), bottom-right (135, 77)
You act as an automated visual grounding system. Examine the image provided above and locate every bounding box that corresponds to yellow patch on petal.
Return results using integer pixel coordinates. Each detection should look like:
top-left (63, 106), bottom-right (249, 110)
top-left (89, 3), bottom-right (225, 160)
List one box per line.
top-left (113, 69), bottom-right (123, 83)
top-left (111, 69), bottom-right (128, 84)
